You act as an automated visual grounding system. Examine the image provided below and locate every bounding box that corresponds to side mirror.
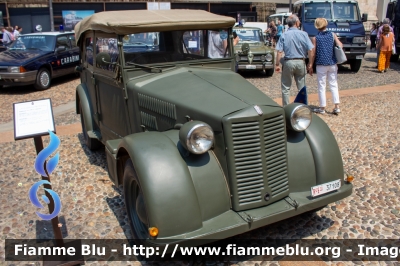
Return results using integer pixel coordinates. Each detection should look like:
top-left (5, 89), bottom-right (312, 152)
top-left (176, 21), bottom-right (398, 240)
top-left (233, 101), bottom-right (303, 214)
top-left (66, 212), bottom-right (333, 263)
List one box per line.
top-left (96, 52), bottom-right (111, 66)
top-left (56, 46), bottom-right (66, 53)
top-left (362, 13), bottom-right (368, 22)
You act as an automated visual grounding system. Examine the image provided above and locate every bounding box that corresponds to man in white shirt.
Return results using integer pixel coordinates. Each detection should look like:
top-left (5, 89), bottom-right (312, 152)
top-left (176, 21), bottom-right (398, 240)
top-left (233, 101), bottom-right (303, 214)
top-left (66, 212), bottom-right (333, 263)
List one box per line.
top-left (13, 26), bottom-right (20, 39)
top-left (1, 27), bottom-right (12, 45)
top-left (208, 30), bottom-right (228, 58)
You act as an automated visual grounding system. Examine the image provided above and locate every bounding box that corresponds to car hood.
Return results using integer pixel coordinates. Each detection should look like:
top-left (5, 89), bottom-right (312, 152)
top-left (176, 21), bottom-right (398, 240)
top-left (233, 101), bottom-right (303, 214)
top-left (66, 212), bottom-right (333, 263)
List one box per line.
top-left (0, 50), bottom-right (50, 66)
top-left (129, 67), bottom-right (279, 130)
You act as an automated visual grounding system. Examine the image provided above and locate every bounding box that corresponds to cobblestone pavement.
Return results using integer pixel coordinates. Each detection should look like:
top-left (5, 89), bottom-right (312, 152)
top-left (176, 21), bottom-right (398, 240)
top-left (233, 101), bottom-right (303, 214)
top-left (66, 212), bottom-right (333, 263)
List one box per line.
top-left (0, 52), bottom-right (399, 125)
top-left (0, 74), bottom-right (80, 124)
top-left (1, 52), bottom-right (400, 265)
top-left (243, 52), bottom-right (400, 100)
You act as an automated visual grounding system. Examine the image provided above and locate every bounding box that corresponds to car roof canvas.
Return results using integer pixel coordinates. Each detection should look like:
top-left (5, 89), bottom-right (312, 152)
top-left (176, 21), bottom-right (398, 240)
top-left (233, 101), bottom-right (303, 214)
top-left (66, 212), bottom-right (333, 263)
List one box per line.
top-left (75, 9), bottom-right (236, 43)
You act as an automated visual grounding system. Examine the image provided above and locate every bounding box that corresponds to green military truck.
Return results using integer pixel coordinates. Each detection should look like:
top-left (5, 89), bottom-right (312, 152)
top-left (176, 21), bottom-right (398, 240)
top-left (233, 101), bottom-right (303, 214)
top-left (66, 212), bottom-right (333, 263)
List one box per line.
top-left (75, 9), bottom-right (353, 246)
top-left (233, 26), bottom-right (275, 76)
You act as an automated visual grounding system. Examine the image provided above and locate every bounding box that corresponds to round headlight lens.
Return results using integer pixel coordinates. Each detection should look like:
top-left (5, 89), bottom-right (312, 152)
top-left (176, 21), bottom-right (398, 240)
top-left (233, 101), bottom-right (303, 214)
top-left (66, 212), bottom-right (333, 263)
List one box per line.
top-left (185, 123), bottom-right (214, 154)
top-left (260, 55), bottom-right (266, 61)
top-left (290, 105), bottom-right (312, 131)
top-left (265, 53), bottom-right (273, 61)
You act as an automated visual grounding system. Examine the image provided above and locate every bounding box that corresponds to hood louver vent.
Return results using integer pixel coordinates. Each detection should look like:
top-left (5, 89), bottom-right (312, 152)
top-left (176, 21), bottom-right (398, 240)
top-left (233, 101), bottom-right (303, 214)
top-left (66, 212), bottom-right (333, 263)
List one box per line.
top-left (138, 93), bottom-right (177, 120)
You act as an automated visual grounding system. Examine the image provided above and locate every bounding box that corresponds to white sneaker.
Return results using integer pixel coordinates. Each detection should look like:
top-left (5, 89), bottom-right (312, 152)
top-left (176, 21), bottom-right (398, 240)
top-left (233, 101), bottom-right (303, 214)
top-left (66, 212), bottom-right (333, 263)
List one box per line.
top-left (333, 108), bottom-right (341, 114)
top-left (313, 108), bottom-right (326, 114)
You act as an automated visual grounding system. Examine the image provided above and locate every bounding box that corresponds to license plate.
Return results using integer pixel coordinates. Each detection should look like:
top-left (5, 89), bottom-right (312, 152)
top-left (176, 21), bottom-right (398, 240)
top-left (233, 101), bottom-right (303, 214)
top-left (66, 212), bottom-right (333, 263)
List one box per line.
top-left (356, 55), bottom-right (363, 59)
top-left (245, 65), bottom-right (257, 69)
top-left (311, 179), bottom-right (341, 197)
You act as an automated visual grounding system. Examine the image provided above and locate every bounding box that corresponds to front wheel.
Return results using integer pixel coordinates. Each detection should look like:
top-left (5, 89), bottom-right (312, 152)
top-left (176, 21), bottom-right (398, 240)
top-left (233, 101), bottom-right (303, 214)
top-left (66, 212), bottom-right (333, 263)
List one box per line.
top-left (349, 59), bottom-right (362, 72)
top-left (123, 159), bottom-right (150, 242)
top-left (265, 68), bottom-right (274, 77)
top-left (34, 68), bottom-right (51, 90)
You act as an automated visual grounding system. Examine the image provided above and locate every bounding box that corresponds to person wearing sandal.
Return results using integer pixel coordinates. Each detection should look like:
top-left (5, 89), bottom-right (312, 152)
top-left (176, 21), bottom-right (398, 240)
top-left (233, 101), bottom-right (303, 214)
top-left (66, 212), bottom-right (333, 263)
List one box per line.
top-left (377, 24), bottom-right (394, 73)
top-left (310, 18), bottom-right (342, 114)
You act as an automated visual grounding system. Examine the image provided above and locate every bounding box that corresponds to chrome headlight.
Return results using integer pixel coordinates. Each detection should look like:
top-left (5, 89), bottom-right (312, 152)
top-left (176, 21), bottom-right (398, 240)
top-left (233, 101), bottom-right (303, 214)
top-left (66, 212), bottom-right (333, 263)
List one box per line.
top-left (179, 121), bottom-right (214, 154)
top-left (265, 53), bottom-right (273, 61)
top-left (8, 66), bottom-right (20, 73)
top-left (284, 104), bottom-right (312, 132)
top-left (352, 37), bottom-right (365, 44)
top-left (260, 55), bottom-right (266, 61)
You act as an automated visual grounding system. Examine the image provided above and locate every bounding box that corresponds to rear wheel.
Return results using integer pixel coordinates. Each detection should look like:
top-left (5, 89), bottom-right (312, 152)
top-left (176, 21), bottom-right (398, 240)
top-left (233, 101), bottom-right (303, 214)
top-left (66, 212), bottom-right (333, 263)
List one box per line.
top-left (123, 159), bottom-right (149, 242)
top-left (34, 68), bottom-right (51, 90)
top-left (79, 102), bottom-right (101, 150)
top-left (349, 59), bottom-right (362, 72)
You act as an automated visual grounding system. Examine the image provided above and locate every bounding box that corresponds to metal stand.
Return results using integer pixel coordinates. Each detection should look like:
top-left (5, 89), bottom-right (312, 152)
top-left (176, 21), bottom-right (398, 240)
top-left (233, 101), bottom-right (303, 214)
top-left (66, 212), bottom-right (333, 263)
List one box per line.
top-left (33, 136), bottom-right (84, 266)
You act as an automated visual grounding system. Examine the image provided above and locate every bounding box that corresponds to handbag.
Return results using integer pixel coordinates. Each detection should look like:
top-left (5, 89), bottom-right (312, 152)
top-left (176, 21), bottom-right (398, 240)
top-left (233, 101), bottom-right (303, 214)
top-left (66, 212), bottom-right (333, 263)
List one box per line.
top-left (332, 32), bottom-right (347, 64)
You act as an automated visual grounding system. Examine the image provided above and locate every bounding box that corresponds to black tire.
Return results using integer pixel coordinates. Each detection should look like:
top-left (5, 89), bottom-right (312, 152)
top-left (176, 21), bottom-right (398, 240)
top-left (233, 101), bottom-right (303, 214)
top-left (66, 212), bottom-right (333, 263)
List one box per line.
top-left (79, 102), bottom-right (102, 150)
top-left (349, 59), bottom-right (362, 72)
top-left (390, 53), bottom-right (399, 62)
top-left (123, 159), bottom-right (149, 241)
top-left (265, 68), bottom-right (274, 77)
top-left (34, 68), bottom-right (51, 90)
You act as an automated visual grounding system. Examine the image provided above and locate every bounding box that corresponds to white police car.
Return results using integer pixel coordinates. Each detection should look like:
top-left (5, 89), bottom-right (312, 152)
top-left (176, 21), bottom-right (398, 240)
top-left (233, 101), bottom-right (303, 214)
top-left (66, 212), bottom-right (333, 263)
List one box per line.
top-left (0, 31), bottom-right (79, 90)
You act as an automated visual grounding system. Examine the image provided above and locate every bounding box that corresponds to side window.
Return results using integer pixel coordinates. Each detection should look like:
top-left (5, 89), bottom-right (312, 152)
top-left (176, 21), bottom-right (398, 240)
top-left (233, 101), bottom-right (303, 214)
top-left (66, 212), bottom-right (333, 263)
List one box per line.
top-left (182, 30), bottom-right (204, 56)
top-left (69, 35), bottom-right (77, 48)
top-left (96, 37), bottom-right (118, 72)
top-left (207, 30), bottom-right (230, 59)
top-left (56, 36), bottom-right (71, 51)
top-left (85, 37), bottom-right (93, 66)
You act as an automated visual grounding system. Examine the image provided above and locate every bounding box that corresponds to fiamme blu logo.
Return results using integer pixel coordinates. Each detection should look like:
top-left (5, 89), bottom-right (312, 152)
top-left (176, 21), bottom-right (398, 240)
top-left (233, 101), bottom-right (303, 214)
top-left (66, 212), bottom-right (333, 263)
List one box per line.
top-left (28, 131), bottom-right (62, 220)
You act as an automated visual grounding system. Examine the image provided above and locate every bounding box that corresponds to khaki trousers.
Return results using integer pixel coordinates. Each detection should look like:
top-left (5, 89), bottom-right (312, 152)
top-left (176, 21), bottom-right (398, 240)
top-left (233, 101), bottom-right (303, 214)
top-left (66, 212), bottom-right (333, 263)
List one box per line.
top-left (281, 60), bottom-right (306, 106)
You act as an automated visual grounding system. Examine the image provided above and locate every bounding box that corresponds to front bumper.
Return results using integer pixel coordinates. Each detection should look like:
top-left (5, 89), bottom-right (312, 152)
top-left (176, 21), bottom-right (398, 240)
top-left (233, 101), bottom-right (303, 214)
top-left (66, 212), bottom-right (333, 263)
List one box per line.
top-left (145, 181), bottom-right (353, 246)
top-left (343, 43), bottom-right (367, 60)
top-left (237, 61), bottom-right (273, 70)
top-left (0, 70), bottom-right (37, 86)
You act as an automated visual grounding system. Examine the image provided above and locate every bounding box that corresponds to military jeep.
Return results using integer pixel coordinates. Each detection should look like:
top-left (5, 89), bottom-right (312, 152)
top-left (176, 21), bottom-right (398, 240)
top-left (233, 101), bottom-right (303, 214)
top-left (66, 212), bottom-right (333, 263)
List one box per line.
top-left (233, 26), bottom-right (275, 76)
top-left (75, 10), bottom-right (352, 245)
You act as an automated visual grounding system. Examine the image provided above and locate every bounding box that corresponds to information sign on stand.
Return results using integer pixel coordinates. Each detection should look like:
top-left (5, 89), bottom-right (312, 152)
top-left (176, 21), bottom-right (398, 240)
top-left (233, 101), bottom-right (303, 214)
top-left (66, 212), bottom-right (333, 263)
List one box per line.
top-left (13, 99), bottom-right (56, 140)
top-left (13, 99), bottom-right (83, 266)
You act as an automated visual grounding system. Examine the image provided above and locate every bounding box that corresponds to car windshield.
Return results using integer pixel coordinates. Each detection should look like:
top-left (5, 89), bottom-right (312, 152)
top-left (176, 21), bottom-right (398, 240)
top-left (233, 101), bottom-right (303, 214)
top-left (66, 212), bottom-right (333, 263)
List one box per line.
top-left (233, 28), bottom-right (263, 43)
top-left (305, 3), bottom-right (332, 20)
top-left (333, 3), bottom-right (360, 21)
top-left (121, 29), bottom-right (231, 66)
top-left (8, 35), bottom-right (56, 51)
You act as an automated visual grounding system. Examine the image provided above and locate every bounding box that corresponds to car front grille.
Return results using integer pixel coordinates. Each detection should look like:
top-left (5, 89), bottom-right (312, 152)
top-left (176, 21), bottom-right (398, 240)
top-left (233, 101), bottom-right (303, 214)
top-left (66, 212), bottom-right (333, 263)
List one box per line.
top-left (240, 56), bottom-right (262, 61)
top-left (0, 66), bottom-right (8, 73)
top-left (224, 109), bottom-right (289, 211)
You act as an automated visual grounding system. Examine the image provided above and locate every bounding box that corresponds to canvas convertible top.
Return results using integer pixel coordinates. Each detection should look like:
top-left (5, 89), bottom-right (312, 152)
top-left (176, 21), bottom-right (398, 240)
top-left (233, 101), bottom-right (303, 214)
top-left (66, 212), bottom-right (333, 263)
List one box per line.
top-left (75, 9), bottom-right (236, 43)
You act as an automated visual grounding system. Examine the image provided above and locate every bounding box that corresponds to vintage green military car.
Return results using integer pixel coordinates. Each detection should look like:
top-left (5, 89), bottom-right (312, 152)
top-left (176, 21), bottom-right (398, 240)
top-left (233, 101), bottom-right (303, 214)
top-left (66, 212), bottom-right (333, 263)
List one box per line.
top-left (233, 26), bottom-right (275, 76)
top-left (75, 10), bottom-right (353, 245)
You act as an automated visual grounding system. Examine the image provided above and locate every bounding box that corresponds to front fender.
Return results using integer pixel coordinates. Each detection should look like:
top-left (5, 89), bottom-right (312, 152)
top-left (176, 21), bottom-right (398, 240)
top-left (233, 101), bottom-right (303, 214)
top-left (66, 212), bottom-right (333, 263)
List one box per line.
top-left (76, 83), bottom-right (94, 132)
top-left (286, 114), bottom-right (344, 193)
top-left (118, 130), bottom-right (231, 238)
top-left (119, 131), bottom-right (202, 238)
top-left (305, 114), bottom-right (344, 184)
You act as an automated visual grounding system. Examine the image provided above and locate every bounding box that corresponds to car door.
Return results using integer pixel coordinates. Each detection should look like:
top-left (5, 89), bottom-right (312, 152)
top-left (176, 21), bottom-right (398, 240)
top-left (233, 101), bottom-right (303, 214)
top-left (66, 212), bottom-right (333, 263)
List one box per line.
top-left (92, 32), bottom-right (131, 141)
top-left (53, 34), bottom-right (79, 77)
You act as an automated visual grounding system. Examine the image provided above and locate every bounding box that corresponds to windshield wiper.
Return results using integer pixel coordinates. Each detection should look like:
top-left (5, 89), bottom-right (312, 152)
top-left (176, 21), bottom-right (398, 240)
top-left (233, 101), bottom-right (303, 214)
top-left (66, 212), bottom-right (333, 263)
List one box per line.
top-left (126, 61), bottom-right (162, 73)
top-left (26, 47), bottom-right (40, 50)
